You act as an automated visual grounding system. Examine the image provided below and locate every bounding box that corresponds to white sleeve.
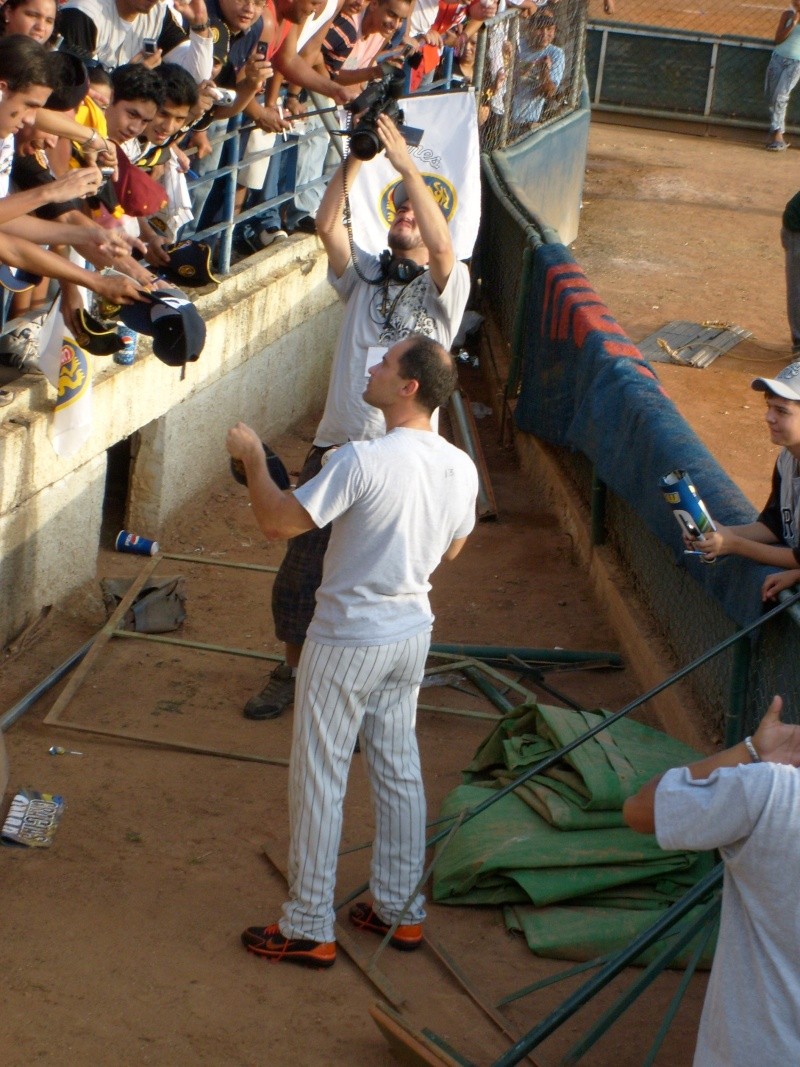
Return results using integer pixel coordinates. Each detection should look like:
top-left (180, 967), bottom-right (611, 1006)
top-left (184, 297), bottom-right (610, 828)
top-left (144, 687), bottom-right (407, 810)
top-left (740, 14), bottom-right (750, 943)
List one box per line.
top-left (163, 32), bottom-right (214, 82)
top-left (293, 445), bottom-right (365, 528)
top-left (655, 764), bottom-right (774, 853)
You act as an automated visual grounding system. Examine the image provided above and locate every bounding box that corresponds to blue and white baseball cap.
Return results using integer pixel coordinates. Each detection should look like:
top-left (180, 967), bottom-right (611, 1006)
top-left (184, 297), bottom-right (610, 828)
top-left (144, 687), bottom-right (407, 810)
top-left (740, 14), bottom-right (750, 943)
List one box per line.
top-left (752, 360), bottom-right (800, 401)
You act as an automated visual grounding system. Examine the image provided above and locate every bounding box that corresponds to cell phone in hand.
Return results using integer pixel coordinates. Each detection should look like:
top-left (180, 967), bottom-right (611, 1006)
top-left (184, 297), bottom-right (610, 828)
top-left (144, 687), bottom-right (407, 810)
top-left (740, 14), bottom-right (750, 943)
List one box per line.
top-left (143, 39), bottom-right (158, 55)
top-left (256, 41), bottom-right (268, 59)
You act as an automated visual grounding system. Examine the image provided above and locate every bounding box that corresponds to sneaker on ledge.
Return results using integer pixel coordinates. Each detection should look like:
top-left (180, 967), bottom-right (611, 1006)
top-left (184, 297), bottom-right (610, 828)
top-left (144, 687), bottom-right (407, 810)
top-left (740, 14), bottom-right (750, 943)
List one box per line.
top-left (260, 227), bottom-right (288, 247)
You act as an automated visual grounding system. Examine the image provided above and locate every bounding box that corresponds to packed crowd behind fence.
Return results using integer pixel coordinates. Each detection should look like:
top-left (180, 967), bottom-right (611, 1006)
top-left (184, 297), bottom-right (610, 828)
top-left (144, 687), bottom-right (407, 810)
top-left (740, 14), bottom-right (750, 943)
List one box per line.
top-left (0, 0), bottom-right (588, 368)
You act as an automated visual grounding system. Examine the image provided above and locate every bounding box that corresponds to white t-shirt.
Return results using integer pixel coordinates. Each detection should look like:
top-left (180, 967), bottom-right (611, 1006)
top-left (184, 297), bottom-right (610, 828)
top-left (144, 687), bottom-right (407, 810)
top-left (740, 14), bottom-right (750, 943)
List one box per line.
top-left (656, 763), bottom-right (800, 1067)
top-left (410, 0), bottom-right (440, 37)
top-left (295, 427), bottom-right (478, 645)
top-left (61, 0), bottom-right (212, 81)
top-left (315, 250), bottom-right (470, 447)
top-left (298, 0), bottom-right (339, 51)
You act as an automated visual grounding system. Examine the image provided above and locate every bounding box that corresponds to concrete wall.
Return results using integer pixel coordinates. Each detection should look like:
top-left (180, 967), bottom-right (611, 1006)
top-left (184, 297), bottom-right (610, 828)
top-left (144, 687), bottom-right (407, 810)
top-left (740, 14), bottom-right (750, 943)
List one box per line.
top-left (490, 86), bottom-right (591, 246)
top-left (0, 237), bottom-right (340, 647)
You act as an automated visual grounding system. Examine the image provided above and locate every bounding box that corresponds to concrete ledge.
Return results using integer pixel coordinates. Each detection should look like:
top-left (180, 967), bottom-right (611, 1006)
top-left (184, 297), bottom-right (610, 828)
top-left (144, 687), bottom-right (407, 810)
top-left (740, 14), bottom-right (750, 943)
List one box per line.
top-left (0, 235), bottom-right (340, 647)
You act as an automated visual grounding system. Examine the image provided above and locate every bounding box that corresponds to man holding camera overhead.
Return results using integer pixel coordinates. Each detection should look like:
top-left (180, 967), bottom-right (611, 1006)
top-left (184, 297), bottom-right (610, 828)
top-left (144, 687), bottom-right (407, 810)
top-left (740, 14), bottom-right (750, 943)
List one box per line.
top-left (243, 112), bottom-right (470, 721)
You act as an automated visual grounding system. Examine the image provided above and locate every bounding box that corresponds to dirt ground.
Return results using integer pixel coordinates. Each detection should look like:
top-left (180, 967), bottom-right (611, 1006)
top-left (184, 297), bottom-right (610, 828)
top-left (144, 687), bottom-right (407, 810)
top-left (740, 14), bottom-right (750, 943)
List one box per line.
top-left (0, 119), bottom-right (793, 1066)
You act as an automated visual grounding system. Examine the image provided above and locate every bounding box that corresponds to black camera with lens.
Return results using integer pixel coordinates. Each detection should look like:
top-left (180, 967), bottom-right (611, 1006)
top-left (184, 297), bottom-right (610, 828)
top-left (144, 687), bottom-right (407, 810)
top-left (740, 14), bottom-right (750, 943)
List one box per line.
top-left (345, 63), bottom-right (407, 161)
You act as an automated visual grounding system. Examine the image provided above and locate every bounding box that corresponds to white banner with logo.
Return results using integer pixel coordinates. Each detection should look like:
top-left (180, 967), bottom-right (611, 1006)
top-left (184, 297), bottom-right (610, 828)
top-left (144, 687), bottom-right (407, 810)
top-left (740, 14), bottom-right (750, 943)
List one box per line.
top-left (39, 300), bottom-right (94, 457)
top-left (349, 91), bottom-right (481, 262)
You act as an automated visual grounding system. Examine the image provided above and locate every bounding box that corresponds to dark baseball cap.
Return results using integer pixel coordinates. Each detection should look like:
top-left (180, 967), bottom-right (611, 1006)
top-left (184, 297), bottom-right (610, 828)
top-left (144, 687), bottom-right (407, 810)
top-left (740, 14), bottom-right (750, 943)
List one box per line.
top-left (230, 442), bottom-right (291, 490)
top-left (118, 285), bottom-right (206, 369)
top-left (160, 240), bottom-right (219, 288)
top-left (0, 265), bottom-right (38, 292)
top-left (74, 308), bottom-right (125, 356)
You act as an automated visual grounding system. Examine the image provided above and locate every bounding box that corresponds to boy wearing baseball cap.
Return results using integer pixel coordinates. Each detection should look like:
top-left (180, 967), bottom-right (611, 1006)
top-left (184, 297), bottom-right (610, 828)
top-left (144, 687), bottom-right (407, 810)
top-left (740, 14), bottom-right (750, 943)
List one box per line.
top-left (685, 361), bottom-right (800, 600)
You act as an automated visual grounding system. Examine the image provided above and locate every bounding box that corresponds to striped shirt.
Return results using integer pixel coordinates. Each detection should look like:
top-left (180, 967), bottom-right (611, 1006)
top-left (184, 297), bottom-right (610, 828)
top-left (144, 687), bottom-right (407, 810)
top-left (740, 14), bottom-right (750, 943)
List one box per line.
top-left (321, 12), bottom-right (359, 75)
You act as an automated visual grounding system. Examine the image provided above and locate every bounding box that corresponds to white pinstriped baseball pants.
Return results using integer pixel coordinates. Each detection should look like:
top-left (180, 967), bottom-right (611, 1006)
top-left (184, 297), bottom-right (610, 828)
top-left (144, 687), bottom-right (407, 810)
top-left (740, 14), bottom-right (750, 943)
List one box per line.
top-left (279, 632), bottom-right (430, 944)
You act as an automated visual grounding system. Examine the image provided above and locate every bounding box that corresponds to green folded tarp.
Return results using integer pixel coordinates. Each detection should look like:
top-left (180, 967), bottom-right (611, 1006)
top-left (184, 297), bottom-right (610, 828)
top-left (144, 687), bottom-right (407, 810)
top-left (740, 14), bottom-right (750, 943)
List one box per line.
top-left (432, 703), bottom-right (717, 963)
top-left (433, 786), bottom-right (707, 907)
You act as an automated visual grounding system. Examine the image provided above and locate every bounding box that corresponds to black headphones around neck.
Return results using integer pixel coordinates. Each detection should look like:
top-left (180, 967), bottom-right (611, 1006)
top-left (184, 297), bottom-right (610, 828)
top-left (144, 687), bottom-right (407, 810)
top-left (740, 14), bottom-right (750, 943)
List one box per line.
top-left (378, 250), bottom-right (427, 285)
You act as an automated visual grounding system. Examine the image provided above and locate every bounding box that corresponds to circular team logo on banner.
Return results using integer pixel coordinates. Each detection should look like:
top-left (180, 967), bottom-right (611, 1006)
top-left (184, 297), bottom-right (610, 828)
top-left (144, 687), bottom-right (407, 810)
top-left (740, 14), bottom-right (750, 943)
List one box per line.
top-left (380, 174), bottom-right (457, 228)
top-left (57, 339), bottom-right (90, 410)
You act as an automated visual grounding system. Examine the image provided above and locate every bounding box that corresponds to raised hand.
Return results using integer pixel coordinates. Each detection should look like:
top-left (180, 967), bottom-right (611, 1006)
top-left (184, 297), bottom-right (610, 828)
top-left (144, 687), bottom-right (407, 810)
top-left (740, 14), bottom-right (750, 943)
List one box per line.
top-left (753, 695), bottom-right (800, 766)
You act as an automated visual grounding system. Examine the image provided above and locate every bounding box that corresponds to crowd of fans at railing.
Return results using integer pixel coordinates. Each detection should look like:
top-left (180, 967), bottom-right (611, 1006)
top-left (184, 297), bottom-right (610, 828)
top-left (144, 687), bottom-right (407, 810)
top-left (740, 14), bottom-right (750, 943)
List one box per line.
top-left (0, 0), bottom-right (570, 373)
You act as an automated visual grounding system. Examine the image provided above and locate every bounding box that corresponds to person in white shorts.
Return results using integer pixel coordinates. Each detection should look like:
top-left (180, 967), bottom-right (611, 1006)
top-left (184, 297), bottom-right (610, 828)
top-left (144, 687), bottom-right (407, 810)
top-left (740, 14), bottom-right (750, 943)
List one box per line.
top-left (227, 333), bottom-right (478, 967)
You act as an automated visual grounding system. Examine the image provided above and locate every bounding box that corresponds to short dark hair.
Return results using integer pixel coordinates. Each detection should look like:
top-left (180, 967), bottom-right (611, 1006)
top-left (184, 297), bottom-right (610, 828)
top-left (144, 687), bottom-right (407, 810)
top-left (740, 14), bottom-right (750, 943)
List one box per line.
top-left (111, 63), bottom-right (165, 107)
top-left (88, 65), bottom-right (112, 89)
top-left (0, 34), bottom-right (53, 91)
top-left (397, 334), bottom-right (458, 413)
top-left (155, 62), bottom-right (198, 109)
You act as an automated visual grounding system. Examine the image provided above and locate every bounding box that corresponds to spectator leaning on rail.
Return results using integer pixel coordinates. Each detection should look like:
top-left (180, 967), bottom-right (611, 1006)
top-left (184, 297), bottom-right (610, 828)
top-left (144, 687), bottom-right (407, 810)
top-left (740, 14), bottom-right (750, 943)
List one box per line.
top-left (189, 0), bottom-right (351, 237)
top-left (237, 0), bottom-right (411, 248)
top-left (58, 0), bottom-right (214, 84)
top-left (230, 334), bottom-right (478, 967)
top-left (182, 0), bottom-right (272, 231)
top-left (765, 0), bottom-right (800, 152)
top-left (241, 0), bottom-right (352, 139)
top-left (623, 694), bottom-right (800, 1067)
top-left (242, 113), bottom-right (470, 722)
top-left (682, 361), bottom-right (800, 603)
top-left (6, 52), bottom-right (159, 329)
top-left (0, 37), bottom-right (145, 329)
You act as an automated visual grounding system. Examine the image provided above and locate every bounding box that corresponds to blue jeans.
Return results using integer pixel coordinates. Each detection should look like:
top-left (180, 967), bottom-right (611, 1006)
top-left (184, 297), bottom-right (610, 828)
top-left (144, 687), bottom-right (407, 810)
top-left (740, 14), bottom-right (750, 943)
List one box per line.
top-left (184, 118), bottom-right (242, 237)
top-left (258, 137), bottom-right (298, 230)
top-left (766, 52), bottom-right (800, 135)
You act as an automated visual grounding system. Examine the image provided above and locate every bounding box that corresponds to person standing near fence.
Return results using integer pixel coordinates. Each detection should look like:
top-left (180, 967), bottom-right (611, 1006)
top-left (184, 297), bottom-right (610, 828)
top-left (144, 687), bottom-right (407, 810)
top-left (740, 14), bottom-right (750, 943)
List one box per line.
top-left (765, 0), bottom-right (800, 151)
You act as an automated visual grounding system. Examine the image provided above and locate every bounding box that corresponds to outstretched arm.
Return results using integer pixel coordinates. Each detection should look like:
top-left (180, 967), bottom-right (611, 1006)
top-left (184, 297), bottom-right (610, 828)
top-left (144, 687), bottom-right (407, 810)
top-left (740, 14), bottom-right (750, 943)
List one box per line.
top-left (623, 695), bottom-right (800, 833)
top-left (316, 154), bottom-right (364, 278)
top-left (226, 422), bottom-right (316, 540)
top-left (685, 519), bottom-right (797, 567)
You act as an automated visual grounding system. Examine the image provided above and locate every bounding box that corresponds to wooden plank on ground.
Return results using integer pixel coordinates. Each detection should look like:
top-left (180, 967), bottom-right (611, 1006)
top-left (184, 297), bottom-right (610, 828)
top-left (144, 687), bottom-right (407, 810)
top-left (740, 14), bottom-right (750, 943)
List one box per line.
top-left (369, 1002), bottom-right (474, 1067)
top-left (44, 555), bottom-right (162, 725)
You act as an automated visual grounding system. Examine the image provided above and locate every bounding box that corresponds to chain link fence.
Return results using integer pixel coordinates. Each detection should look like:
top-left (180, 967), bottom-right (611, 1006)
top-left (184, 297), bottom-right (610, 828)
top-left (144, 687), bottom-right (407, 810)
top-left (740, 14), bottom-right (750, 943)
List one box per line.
top-left (585, 0), bottom-right (800, 130)
top-left (480, 168), bottom-right (800, 738)
top-left (475, 0), bottom-right (587, 152)
top-left (588, 0), bottom-right (781, 39)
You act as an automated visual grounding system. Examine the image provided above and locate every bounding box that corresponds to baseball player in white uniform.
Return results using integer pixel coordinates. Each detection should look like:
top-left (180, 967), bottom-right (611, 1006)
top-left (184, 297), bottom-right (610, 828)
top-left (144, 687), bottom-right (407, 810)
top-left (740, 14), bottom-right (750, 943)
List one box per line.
top-left (227, 334), bottom-right (478, 967)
